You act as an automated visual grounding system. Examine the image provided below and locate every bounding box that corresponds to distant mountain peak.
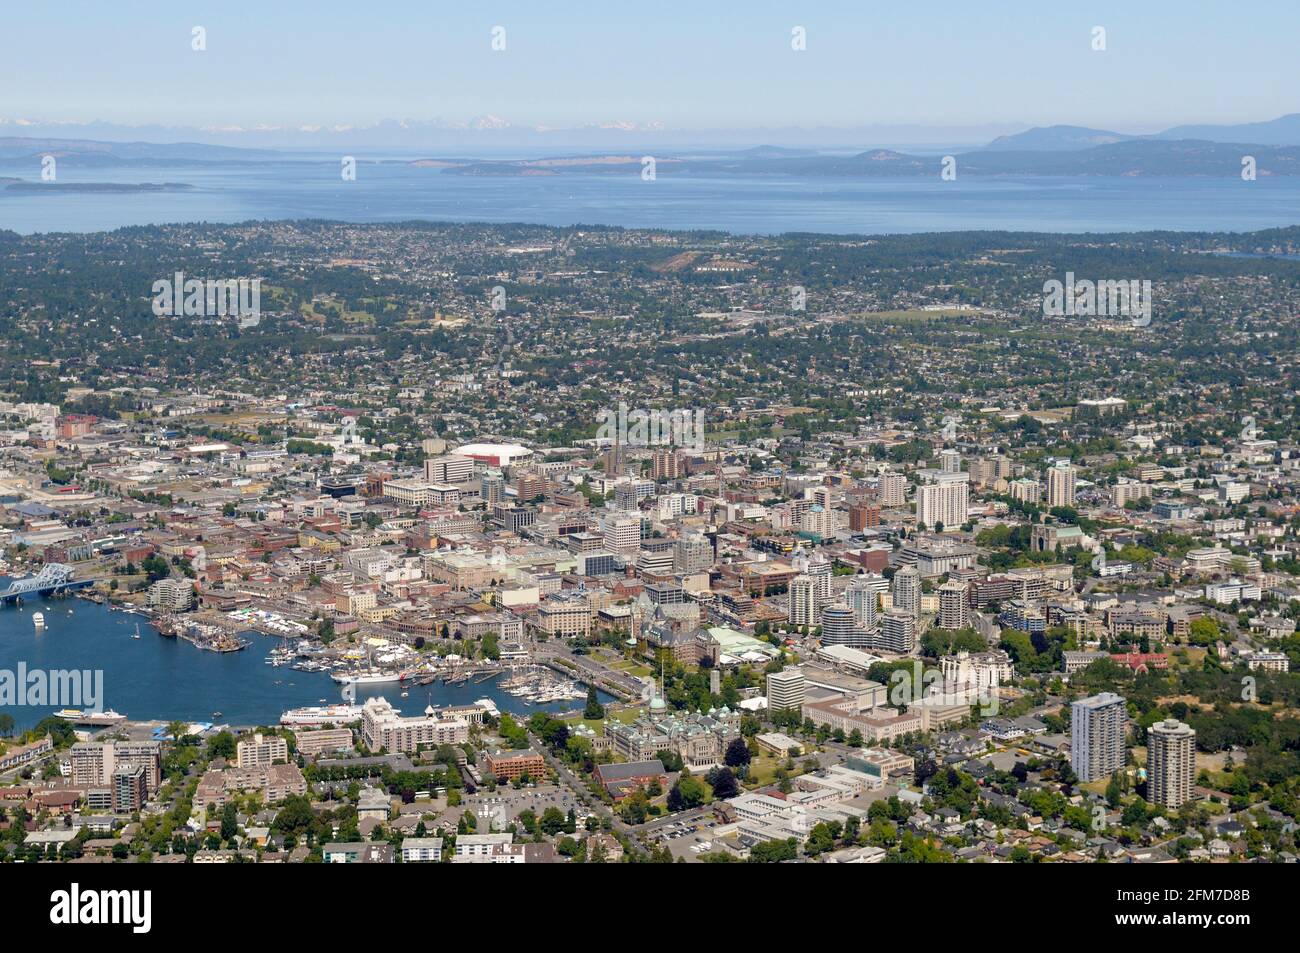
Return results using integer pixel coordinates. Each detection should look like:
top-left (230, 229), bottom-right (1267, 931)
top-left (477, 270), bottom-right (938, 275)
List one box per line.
top-left (470, 114), bottom-right (511, 131)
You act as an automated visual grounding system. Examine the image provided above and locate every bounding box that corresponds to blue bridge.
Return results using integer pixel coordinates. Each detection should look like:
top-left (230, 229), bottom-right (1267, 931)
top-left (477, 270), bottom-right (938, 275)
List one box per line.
top-left (0, 564), bottom-right (92, 603)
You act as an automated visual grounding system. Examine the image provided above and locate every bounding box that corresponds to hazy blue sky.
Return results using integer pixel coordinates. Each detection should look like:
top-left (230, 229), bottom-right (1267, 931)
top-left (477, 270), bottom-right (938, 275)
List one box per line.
top-left (2, 0), bottom-right (1295, 133)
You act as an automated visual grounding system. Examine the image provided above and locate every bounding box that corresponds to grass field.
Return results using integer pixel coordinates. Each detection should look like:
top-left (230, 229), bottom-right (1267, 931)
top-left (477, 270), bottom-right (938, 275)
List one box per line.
top-left (858, 308), bottom-right (987, 322)
top-left (566, 706), bottom-right (641, 734)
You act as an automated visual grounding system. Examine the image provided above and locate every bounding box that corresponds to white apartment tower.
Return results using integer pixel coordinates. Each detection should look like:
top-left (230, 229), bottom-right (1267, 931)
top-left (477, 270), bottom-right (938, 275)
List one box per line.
top-left (917, 476), bottom-right (968, 531)
top-left (891, 566), bottom-right (921, 620)
top-left (1147, 719), bottom-right (1196, 810)
top-left (1070, 692), bottom-right (1127, 783)
top-left (845, 574), bottom-right (885, 631)
top-left (788, 574), bottom-right (820, 628)
top-left (1047, 461), bottom-right (1078, 509)
top-left (937, 578), bottom-right (970, 630)
top-left (874, 609), bottom-right (917, 654)
top-left (1009, 478), bottom-right (1042, 504)
top-left (236, 732), bottom-right (289, 768)
top-left (806, 552), bottom-right (833, 601)
top-left (818, 602), bottom-right (865, 647)
top-left (880, 471), bottom-right (908, 508)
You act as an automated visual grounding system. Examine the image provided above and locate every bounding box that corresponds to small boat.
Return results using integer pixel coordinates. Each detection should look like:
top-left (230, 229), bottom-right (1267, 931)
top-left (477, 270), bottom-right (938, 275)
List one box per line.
top-left (32, 611), bottom-right (45, 629)
top-left (132, 624), bottom-right (141, 640)
top-left (212, 711), bottom-right (222, 717)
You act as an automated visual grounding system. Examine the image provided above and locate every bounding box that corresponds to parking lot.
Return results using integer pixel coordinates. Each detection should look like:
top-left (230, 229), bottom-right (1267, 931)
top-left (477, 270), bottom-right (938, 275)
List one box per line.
top-left (445, 782), bottom-right (590, 830)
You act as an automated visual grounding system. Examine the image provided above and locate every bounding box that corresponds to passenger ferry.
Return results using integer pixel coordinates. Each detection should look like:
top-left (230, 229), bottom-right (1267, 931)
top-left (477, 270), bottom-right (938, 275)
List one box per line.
top-left (280, 704), bottom-right (364, 726)
top-left (331, 669), bottom-right (405, 686)
top-left (53, 708), bottom-right (127, 727)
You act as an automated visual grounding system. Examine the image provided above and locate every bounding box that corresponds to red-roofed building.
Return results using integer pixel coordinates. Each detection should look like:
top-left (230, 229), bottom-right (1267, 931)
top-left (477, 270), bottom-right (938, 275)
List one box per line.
top-left (1110, 652), bottom-right (1169, 674)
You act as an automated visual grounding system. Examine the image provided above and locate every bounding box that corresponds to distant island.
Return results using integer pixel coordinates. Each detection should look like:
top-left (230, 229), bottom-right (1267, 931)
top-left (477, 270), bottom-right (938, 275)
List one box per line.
top-left (3, 181), bottom-right (195, 193)
top-left (5, 113), bottom-right (1300, 181)
top-left (430, 140), bottom-right (1300, 178)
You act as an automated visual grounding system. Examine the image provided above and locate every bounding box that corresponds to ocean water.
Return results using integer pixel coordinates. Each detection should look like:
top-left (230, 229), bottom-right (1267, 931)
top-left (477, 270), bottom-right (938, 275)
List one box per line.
top-left (1, 159), bottom-right (1298, 235)
top-left (0, 593), bottom-right (606, 731)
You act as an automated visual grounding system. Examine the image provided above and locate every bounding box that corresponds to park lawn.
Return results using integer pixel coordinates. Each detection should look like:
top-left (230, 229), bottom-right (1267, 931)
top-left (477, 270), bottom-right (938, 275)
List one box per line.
top-left (746, 753), bottom-right (801, 788)
top-left (859, 308), bottom-right (985, 323)
top-left (566, 707), bottom-right (641, 734)
top-left (610, 659), bottom-right (653, 677)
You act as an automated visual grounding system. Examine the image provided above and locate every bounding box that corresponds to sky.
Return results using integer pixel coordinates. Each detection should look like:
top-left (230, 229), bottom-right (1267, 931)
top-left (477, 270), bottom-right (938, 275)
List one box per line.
top-left (1, 0), bottom-right (1297, 141)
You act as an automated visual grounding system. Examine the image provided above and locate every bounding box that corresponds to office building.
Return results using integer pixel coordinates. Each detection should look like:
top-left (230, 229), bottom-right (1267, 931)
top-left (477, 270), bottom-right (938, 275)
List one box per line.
top-left (766, 667), bottom-right (806, 711)
top-left (483, 750), bottom-right (547, 782)
top-left (516, 473), bottom-right (549, 503)
top-left (424, 453), bottom-right (474, 484)
top-left (578, 550), bottom-right (622, 577)
top-left (537, 594), bottom-right (592, 638)
top-left (674, 534), bottom-right (713, 574)
top-left (603, 514), bottom-right (642, 556)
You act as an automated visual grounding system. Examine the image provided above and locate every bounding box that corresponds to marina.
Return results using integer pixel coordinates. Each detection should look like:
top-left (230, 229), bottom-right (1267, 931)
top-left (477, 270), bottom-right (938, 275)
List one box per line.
top-left (0, 592), bottom-right (610, 730)
top-left (499, 665), bottom-right (589, 705)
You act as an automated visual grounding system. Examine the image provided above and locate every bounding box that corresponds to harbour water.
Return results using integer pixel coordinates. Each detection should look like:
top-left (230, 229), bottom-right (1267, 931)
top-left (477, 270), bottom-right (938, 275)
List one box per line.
top-left (2, 159), bottom-right (1299, 235)
top-left (0, 593), bottom-right (608, 731)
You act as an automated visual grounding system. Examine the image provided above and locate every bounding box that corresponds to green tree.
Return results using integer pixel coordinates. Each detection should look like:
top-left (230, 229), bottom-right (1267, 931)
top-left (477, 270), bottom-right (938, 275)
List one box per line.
top-left (220, 802), bottom-right (238, 842)
top-left (724, 736), bottom-right (752, 769)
